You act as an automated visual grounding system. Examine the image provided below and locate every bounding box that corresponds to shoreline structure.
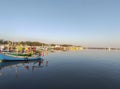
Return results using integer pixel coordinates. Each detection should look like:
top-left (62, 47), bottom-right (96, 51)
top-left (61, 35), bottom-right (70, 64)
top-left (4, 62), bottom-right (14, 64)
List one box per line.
top-left (0, 40), bottom-right (120, 51)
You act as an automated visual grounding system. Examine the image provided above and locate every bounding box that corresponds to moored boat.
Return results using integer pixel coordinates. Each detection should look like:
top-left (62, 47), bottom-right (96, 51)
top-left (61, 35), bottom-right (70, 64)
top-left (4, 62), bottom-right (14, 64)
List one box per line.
top-left (0, 53), bottom-right (41, 61)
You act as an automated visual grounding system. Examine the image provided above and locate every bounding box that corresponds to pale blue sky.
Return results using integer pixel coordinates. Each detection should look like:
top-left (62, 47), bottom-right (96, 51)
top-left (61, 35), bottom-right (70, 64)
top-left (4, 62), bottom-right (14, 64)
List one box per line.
top-left (0, 0), bottom-right (120, 47)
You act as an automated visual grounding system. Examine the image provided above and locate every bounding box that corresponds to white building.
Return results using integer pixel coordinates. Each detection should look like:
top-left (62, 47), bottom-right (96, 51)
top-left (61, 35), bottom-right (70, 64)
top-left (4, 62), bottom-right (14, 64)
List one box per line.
top-left (0, 45), bottom-right (4, 51)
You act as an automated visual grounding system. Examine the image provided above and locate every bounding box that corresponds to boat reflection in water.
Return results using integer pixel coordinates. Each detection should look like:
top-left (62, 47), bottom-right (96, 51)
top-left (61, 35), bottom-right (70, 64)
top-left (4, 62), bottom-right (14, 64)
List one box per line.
top-left (0, 58), bottom-right (48, 78)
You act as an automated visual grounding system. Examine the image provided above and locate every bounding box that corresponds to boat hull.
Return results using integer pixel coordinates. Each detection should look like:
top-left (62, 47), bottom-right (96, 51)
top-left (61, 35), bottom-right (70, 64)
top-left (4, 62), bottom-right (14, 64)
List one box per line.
top-left (0, 53), bottom-right (41, 61)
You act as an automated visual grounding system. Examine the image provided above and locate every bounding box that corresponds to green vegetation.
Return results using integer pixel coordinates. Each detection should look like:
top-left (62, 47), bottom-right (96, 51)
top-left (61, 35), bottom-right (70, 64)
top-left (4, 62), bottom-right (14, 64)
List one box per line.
top-left (0, 39), bottom-right (46, 46)
top-left (60, 44), bottom-right (73, 47)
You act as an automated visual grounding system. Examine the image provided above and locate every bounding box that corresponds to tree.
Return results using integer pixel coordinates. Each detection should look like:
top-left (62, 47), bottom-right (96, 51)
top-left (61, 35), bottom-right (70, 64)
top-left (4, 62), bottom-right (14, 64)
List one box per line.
top-left (0, 39), bottom-right (4, 44)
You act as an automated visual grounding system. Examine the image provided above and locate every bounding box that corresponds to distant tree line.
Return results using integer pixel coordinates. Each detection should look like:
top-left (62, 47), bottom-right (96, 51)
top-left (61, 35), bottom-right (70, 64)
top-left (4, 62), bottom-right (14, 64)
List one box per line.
top-left (0, 39), bottom-right (79, 47)
top-left (0, 39), bottom-right (9, 44)
top-left (0, 39), bottom-right (46, 46)
top-left (60, 44), bottom-right (73, 47)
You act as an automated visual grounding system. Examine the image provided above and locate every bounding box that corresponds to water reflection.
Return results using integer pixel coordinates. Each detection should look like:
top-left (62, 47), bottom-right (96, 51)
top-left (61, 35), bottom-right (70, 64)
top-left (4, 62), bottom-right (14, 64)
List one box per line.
top-left (0, 59), bottom-right (48, 78)
top-left (1, 50), bottom-right (120, 89)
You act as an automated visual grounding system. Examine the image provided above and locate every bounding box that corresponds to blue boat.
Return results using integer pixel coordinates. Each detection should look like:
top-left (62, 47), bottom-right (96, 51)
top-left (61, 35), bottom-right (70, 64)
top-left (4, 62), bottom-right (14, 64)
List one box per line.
top-left (0, 53), bottom-right (41, 61)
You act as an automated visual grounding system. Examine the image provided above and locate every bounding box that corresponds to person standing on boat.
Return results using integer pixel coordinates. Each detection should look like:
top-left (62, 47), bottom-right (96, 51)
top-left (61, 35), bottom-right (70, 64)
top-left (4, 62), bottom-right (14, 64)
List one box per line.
top-left (39, 51), bottom-right (44, 56)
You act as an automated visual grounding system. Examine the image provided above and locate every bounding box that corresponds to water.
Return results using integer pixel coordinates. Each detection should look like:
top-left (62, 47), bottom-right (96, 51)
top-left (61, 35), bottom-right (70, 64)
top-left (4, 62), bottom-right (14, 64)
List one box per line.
top-left (1, 50), bottom-right (120, 89)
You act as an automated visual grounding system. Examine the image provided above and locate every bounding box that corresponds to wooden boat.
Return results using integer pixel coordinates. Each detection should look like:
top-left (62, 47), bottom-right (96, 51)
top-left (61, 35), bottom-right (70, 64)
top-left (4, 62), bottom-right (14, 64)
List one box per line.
top-left (7, 53), bottom-right (32, 56)
top-left (0, 53), bottom-right (41, 61)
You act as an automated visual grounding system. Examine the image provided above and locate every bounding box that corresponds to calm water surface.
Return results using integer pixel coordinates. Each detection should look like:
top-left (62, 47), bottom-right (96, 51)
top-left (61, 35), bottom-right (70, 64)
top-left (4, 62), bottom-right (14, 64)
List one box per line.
top-left (1, 50), bottom-right (120, 89)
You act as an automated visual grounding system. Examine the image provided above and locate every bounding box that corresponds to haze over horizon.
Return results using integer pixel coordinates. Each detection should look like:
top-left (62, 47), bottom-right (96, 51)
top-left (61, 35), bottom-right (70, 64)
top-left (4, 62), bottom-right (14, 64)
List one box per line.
top-left (0, 0), bottom-right (120, 47)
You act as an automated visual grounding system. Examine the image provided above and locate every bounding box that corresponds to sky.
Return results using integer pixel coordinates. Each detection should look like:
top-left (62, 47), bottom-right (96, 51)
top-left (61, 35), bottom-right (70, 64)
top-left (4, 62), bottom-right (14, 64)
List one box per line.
top-left (0, 0), bottom-right (120, 47)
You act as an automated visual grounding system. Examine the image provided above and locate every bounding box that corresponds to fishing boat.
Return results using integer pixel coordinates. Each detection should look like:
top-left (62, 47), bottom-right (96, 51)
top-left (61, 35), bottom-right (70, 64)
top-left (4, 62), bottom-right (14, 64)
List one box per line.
top-left (0, 53), bottom-right (41, 61)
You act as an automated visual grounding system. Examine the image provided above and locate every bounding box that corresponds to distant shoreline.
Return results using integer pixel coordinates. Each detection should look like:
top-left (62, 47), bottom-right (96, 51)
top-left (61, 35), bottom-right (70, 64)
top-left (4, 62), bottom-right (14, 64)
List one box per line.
top-left (84, 47), bottom-right (120, 50)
